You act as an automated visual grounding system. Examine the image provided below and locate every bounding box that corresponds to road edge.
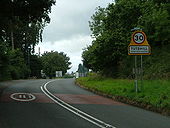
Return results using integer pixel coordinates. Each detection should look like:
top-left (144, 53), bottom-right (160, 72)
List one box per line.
top-left (75, 80), bottom-right (170, 117)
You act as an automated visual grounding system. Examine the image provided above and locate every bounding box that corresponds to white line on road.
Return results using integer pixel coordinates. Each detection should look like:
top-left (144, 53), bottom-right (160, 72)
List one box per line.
top-left (41, 80), bottom-right (116, 128)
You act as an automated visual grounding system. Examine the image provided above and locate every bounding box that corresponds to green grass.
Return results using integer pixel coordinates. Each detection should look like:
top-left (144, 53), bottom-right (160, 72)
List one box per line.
top-left (76, 76), bottom-right (170, 112)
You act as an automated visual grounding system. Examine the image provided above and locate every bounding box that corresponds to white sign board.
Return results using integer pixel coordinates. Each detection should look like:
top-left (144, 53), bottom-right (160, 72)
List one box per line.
top-left (129, 46), bottom-right (150, 54)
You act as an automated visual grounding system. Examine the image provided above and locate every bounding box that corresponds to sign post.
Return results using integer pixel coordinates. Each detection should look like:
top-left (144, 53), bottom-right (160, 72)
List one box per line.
top-left (128, 29), bottom-right (151, 92)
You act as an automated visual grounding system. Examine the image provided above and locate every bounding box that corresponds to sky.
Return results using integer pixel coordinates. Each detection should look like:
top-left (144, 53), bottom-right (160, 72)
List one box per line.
top-left (35, 0), bottom-right (113, 73)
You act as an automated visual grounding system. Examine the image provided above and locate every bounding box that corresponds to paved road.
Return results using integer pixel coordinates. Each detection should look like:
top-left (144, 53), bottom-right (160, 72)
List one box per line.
top-left (0, 79), bottom-right (169, 128)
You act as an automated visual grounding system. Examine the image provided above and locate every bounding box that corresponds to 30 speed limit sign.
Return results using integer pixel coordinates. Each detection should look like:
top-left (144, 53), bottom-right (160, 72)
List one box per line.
top-left (128, 30), bottom-right (151, 55)
top-left (133, 32), bottom-right (145, 44)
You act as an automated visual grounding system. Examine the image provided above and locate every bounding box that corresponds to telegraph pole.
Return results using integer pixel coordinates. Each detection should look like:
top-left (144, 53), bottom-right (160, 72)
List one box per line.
top-left (11, 0), bottom-right (14, 50)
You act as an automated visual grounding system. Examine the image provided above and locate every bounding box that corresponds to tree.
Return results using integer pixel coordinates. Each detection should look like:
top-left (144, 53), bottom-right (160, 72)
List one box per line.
top-left (0, 0), bottom-right (56, 23)
top-left (138, 1), bottom-right (170, 46)
top-left (30, 55), bottom-right (42, 78)
top-left (8, 49), bottom-right (30, 79)
top-left (41, 51), bottom-right (71, 78)
top-left (0, 0), bottom-right (56, 51)
top-left (83, 0), bottom-right (170, 78)
top-left (0, 40), bottom-right (10, 81)
top-left (0, 0), bottom-right (56, 81)
top-left (84, 0), bottom-right (143, 76)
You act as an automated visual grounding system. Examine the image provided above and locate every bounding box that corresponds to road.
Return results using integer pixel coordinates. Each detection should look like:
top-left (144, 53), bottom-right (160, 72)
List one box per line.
top-left (0, 79), bottom-right (169, 128)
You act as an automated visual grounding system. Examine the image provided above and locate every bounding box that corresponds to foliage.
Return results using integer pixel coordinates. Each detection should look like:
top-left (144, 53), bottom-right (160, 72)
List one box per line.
top-left (143, 45), bottom-right (170, 79)
top-left (30, 55), bottom-right (42, 78)
top-left (8, 49), bottom-right (30, 79)
top-left (63, 74), bottom-right (74, 79)
top-left (41, 51), bottom-right (71, 78)
top-left (0, 41), bottom-right (10, 81)
top-left (0, 0), bottom-right (56, 23)
top-left (82, 0), bottom-right (170, 79)
top-left (0, 0), bottom-right (55, 81)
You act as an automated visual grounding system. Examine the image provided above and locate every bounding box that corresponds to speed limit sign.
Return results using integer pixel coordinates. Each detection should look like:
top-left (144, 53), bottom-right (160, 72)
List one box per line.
top-left (128, 30), bottom-right (151, 55)
top-left (133, 32), bottom-right (145, 44)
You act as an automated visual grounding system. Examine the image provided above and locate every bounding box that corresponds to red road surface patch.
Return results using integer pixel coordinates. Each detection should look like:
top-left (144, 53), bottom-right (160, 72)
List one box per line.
top-left (54, 94), bottom-right (125, 105)
top-left (0, 93), bottom-right (125, 105)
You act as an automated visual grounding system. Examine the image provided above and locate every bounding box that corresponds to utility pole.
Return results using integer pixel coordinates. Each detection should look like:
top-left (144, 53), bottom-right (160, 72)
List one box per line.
top-left (11, 21), bottom-right (14, 50)
top-left (11, 0), bottom-right (14, 50)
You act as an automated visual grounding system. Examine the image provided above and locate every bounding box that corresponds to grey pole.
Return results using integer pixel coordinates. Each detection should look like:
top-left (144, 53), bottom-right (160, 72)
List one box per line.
top-left (11, 25), bottom-right (14, 50)
top-left (11, 0), bottom-right (14, 50)
top-left (135, 56), bottom-right (138, 93)
top-left (140, 55), bottom-right (143, 91)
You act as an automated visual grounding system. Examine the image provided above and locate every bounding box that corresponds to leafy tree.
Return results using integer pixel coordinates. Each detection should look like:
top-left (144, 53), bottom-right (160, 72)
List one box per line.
top-left (0, 0), bottom-right (55, 52)
top-left (30, 55), bottom-right (42, 78)
top-left (138, 1), bottom-right (170, 46)
top-left (0, 41), bottom-right (10, 81)
top-left (41, 51), bottom-right (71, 78)
top-left (85, 0), bottom-right (143, 76)
top-left (8, 49), bottom-right (30, 79)
top-left (0, 0), bottom-right (55, 81)
top-left (83, 0), bottom-right (170, 78)
top-left (0, 0), bottom-right (56, 22)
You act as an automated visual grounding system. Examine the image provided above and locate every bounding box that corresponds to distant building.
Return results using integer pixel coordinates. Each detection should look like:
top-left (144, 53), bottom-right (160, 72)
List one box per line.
top-left (76, 64), bottom-right (89, 78)
top-left (56, 71), bottom-right (62, 77)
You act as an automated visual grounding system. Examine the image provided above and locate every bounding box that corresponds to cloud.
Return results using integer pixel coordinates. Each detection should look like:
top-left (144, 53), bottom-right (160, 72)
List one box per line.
top-left (43, 0), bottom-right (113, 43)
top-left (36, 0), bottom-right (113, 73)
top-left (36, 35), bottom-right (92, 72)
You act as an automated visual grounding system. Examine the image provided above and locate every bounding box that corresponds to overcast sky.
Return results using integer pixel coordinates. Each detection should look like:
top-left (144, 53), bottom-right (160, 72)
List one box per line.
top-left (35, 0), bottom-right (113, 73)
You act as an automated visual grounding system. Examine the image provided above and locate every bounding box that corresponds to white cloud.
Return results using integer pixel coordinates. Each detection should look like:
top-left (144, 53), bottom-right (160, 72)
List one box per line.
top-left (35, 0), bottom-right (113, 73)
top-left (36, 35), bottom-right (92, 72)
top-left (43, 0), bottom-right (113, 42)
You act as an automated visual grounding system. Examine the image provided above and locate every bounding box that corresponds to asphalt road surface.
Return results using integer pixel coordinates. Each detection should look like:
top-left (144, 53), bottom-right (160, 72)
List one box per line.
top-left (0, 79), bottom-right (169, 128)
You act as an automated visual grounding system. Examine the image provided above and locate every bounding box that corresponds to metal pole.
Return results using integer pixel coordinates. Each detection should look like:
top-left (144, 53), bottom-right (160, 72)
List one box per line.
top-left (11, 0), bottom-right (14, 50)
top-left (140, 55), bottom-right (143, 91)
top-left (10, 20), bottom-right (14, 50)
top-left (135, 56), bottom-right (138, 93)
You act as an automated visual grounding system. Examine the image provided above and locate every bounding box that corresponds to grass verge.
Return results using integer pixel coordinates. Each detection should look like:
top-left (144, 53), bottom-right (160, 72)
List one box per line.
top-left (76, 76), bottom-right (170, 116)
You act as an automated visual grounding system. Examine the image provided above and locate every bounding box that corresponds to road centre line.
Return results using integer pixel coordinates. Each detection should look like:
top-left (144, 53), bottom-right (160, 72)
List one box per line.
top-left (41, 80), bottom-right (116, 128)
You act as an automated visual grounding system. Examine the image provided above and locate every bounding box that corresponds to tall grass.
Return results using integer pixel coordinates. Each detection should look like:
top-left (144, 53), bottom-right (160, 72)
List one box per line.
top-left (76, 76), bottom-right (170, 113)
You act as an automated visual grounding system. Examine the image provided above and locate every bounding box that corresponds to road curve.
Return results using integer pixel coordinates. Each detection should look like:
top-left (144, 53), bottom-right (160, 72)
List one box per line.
top-left (0, 79), bottom-right (170, 128)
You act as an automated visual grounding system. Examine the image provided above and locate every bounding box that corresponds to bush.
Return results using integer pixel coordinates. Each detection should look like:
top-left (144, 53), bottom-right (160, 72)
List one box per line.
top-left (0, 41), bottom-right (11, 81)
top-left (8, 49), bottom-right (30, 79)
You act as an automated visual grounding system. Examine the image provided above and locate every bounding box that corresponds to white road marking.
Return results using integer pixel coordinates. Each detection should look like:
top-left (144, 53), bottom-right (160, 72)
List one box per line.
top-left (28, 95), bottom-right (32, 99)
top-left (10, 93), bottom-right (36, 102)
top-left (41, 80), bottom-right (116, 128)
top-left (19, 94), bottom-right (22, 99)
top-left (23, 95), bottom-right (26, 99)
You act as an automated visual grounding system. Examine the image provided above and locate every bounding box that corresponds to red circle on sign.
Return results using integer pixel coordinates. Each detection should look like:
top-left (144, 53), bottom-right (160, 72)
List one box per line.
top-left (133, 32), bottom-right (145, 44)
